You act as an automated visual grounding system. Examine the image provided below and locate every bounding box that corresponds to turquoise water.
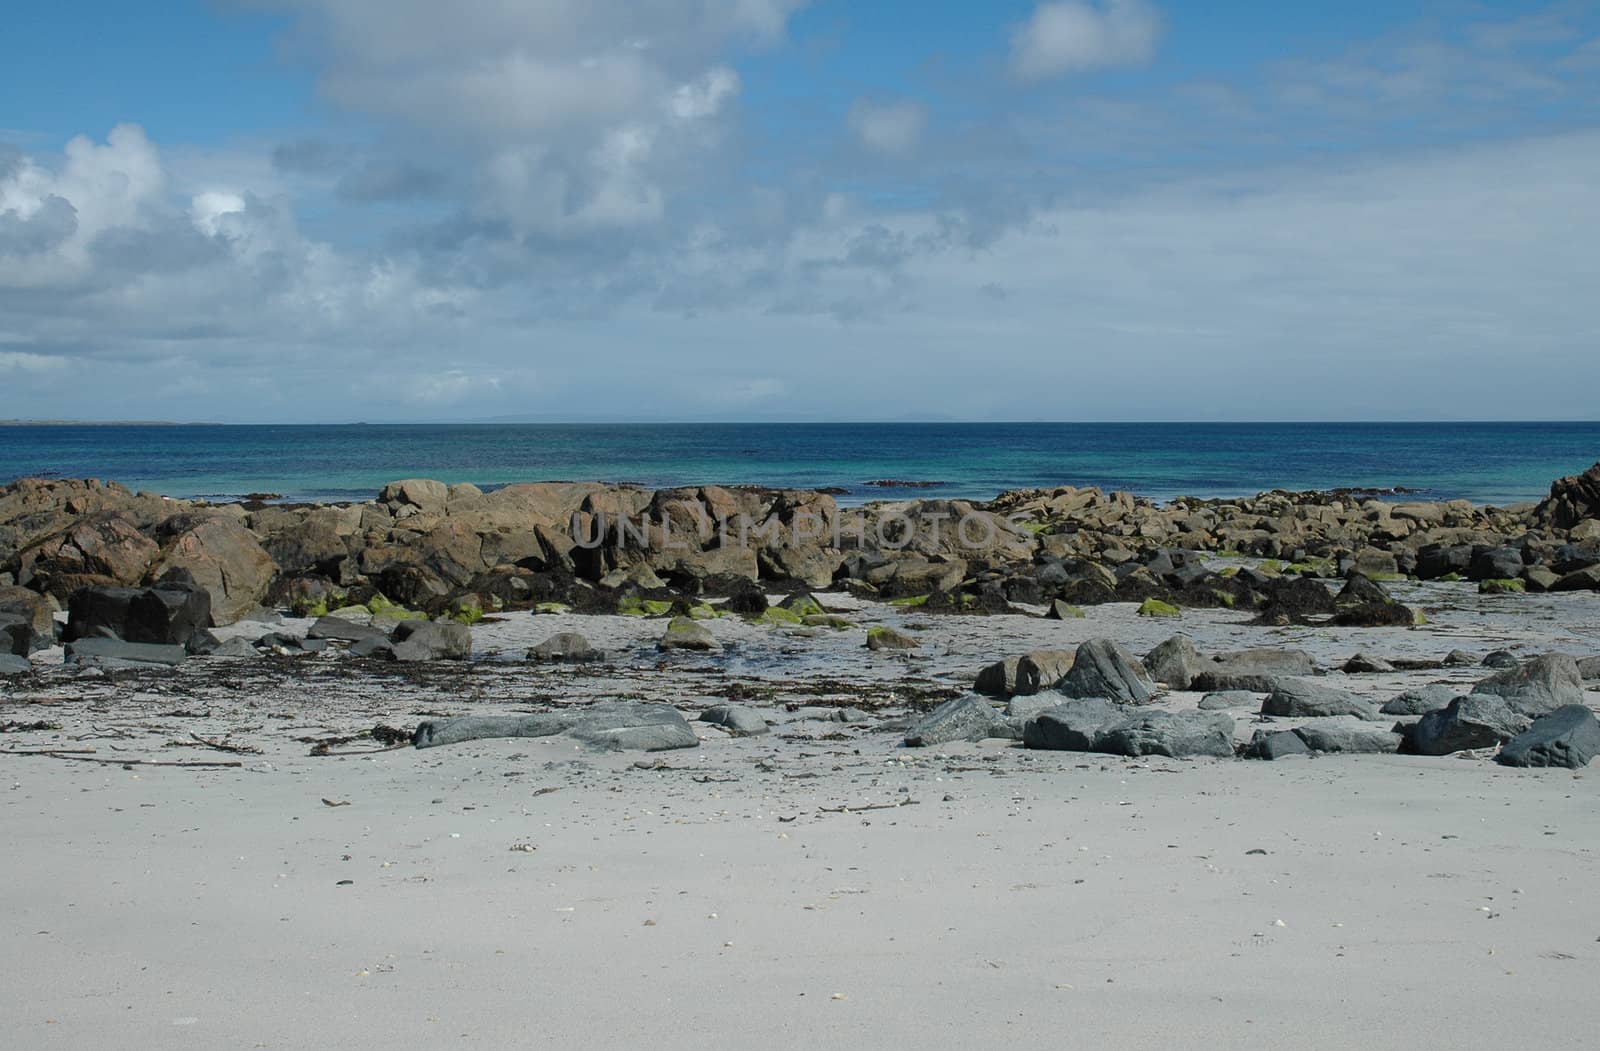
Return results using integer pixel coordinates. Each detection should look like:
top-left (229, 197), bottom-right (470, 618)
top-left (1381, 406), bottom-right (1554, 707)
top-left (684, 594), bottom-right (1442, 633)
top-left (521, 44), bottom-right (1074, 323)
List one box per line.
top-left (1, 422), bottom-right (1596, 506)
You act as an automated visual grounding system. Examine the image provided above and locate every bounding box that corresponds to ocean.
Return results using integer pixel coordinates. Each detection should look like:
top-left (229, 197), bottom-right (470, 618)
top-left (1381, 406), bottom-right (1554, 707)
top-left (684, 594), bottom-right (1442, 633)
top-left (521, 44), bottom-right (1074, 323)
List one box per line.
top-left (1, 422), bottom-right (1596, 507)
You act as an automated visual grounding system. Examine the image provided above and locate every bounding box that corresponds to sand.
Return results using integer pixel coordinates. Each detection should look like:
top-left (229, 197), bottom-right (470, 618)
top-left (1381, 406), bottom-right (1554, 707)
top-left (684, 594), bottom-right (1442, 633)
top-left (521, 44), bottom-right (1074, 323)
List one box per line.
top-left (3, 581), bottom-right (1599, 1048)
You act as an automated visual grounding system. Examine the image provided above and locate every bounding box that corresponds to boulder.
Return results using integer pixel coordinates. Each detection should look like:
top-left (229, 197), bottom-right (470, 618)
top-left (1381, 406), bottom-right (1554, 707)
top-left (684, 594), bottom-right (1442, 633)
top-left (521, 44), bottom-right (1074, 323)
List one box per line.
top-left (14, 512), bottom-right (160, 596)
top-left (146, 516), bottom-right (277, 625)
top-left (1198, 690), bottom-right (1256, 710)
top-left (307, 616), bottom-right (386, 643)
top-left (0, 585), bottom-right (54, 651)
top-left (528, 632), bottom-right (605, 663)
top-left (1470, 653), bottom-right (1586, 717)
top-left (349, 636), bottom-right (396, 660)
top-left (1144, 634), bottom-right (1205, 690)
top-left (1262, 679), bottom-right (1380, 720)
top-left (0, 652), bottom-right (32, 675)
top-left (413, 702), bottom-right (698, 753)
top-left (1055, 638), bottom-right (1157, 703)
top-left (1405, 695), bottom-right (1529, 756)
top-left (1579, 655), bottom-right (1600, 681)
top-left (203, 636), bottom-right (260, 659)
top-left (1467, 546), bottom-right (1523, 582)
top-left (1380, 684), bottom-right (1459, 716)
top-left (699, 704), bottom-right (770, 736)
top-left (1342, 652), bottom-right (1394, 674)
top-left (975, 649), bottom-right (1074, 697)
top-left (1496, 705), bottom-right (1600, 769)
top-left (1550, 566), bottom-right (1600, 592)
top-left (659, 617), bottom-right (719, 652)
top-left (380, 478), bottom-right (449, 514)
top-left (1291, 717), bottom-right (1401, 754)
top-left (389, 620), bottom-right (472, 662)
top-left (1481, 650), bottom-right (1519, 670)
top-left (1097, 710), bottom-right (1236, 758)
top-left (1022, 698), bottom-right (1127, 751)
top-left (1190, 648), bottom-right (1315, 692)
top-left (1244, 729), bottom-right (1313, 760)
top-left (904, 695), bottom-right (1001, 747)
top-left (64, 637), bottom-right (187, 668)
top-left (1336, 572), bottom-right (1394, 607)
top-left (64, 581), bottom-right (211, 646)
top-left (1534, 461), bottom-right (1600, 529)
top-left (866, 626), bottom-right (919, 652)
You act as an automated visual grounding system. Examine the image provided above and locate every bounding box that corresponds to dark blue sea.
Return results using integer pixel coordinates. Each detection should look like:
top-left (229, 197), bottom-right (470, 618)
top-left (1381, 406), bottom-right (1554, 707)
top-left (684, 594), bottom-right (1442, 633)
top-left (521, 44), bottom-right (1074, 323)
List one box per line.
top-left (2, 422), bottom-right (1596, 507)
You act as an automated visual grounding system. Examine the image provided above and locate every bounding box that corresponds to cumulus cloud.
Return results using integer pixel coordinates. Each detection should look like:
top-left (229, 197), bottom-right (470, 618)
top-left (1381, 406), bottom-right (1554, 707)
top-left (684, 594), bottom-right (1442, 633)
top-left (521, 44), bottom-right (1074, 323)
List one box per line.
top-left (848, 99), bottom-right (927, 155)
top-left (1010, 0), bottom-right (1163, 79)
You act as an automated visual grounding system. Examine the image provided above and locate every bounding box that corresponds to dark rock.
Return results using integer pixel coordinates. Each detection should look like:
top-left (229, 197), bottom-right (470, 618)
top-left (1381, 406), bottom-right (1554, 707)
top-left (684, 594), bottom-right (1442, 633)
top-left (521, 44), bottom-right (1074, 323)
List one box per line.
top-left (0, 585), bottom-right (53, 652)
top-left (1262, 679), bottom-right (1380, 720)
top-left (528, 632), bottom-right (605, 662)
top-left (1496, 705), bottom-right (1600, 769)
top-left (1292, 717), bottom-right (1401, 754)
top-left (699, 704), bottom-right (769, 736)
top-left (1470, 652), bottom-right (1585, 717)
top-left (390, 620), bottom-right (472, 662)
top-left (1244, 729), bottom-right (1312, 760)
top-left (0, 652), bottom-right (31, 675)
top-left (1481, 650), bottom-right (1519, 669)
top-left (904, 695), bottom-right (1001, 747)
top-left (1381, 684), bottom-right (1459, 716)
top-left (64, 637), bottom-right (186, 668)
top-left (1337, 572), bottom-right (1394, 607)
top-left (1097, 710), bottom-right (1235, 758)
top-left (1416, 544), bottom-right (1472, 580)
top-left (349, 636), bottom-right (395, 659)
top-left (1550, 565), bottom-right (1600, 592)
top-left (65, 582), bottom-right (211, 646)
top-left (1198, 690), bottom-right (1257, 710)
top-left (1342, 652), bottom-right (1394, 674)
top-left (1444, 649), bottom-right (1477, 667)
top-left (1405, 694), bottom-right (1529, 755)
top-left (307, 616), bottom-right (386, 643)
top-left (205, 636), bottom-right (260, 659)
top-left (1022, 698), bottom-right (1127, 751)
top-left (0, 613), bottom-right (33, 657)
top-left (185, 629), bottom-right (221, 655)
top-left (1467, 546), bottom-right (1523, 582)
top-left (1055, 638), bottom-right (1156, 703)
top-left (1144, 634), bottom-right (1205, 690)
top-left (1331, 601), bottom-right (1416, 627)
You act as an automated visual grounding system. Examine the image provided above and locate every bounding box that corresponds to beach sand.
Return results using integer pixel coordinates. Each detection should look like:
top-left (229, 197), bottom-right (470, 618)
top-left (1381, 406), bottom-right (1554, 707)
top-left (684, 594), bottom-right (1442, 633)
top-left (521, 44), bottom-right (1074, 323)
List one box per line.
top-left (3, 585), bottom-right (1598, 1048)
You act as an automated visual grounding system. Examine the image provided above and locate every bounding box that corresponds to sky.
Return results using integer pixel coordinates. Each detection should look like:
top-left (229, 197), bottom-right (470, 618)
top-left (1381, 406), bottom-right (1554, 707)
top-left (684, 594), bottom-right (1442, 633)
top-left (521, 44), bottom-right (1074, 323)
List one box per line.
top-left (1, 0), bottom-right (1597, 423)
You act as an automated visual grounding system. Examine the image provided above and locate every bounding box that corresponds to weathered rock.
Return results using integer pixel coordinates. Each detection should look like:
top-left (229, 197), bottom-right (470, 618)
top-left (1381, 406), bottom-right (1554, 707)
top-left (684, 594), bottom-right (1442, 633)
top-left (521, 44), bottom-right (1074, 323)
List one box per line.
top-left (380, 478), bottom-right (449, 514)
top-left (904, 695), bottom-right (1001, 747)
top-left (307, 616), bottom-right (386, 643)
top-left (1579, 655), bottom-right (1600, 681)
top-left (348, 636), bottom-right (395, 659)
top-left (1046, 599), bottom-right (1085, 620)
top-left (14, 512), bottom-right (160, 596)
top-left (1144, 634), bottom-right (1205, 690)
top-left (1097, 710), bottom-right (1235, 758)
top-left (64, 637), bottom-right (187, 668)
top-left (1055, 638), bottom-right (1156, 703)
top-left (699, 704), bottom-right (770, 736)
top-left (64, 581), bottom-right (212, 645)
top-left (146, 516), bottom-right (277, 625)
top-left (1405, 694), bottom-right (1529, 756)
top-left (204, 636), bottom-right (260, 659)
top-left (975, 649), bottom-right (1074, 697)
top-left (1022, 698), bottom-right (1127, 751)
top-left (1495, 705), bottom-right (1600, 769)
top-left (1444, 649), bottom-right (1478, 667)
top-left (528, 632), bottom-right (605, 662)
top-left (659, 617), bottom-right (719, 652)
top-left (1342, 652), bottom-right (1394, 674)
top-left (389, 620), bottom-right (472, 662)
top-left (1381, 684), bottom-right (1459, 716)
top-left (1467, 546), bottom-right (1523, 582)
top-left (1535, 461), bottom-right (1600, 529)
top-left (1550, 565), bottom-right (1600, 592)
top-left (1337, 572), bottom-right (1394, 607)
top-left (0, 585), bottom-right (54, 651)
top-left (1004, 694), bottom-right (1062, 721)
top-left (1190, 648), bottom-right (1315, 692)
top-left (1198, 690), bottom-right (1257, 710)
top-left (0, 652), bottom-right (31, 675)
top-left (1291, 717), bottom-right (1401, 754)
top-left (1262, 679), bottom-right (1380, 720)
top-left (1470, 653), bottom-right (1585, 717)
top-left (1481, 650), bottom-right (1519, 669)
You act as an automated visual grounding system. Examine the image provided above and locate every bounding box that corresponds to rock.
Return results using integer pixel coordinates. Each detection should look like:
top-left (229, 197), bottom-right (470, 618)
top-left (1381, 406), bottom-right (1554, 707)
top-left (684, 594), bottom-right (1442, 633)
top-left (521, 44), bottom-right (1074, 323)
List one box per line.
top-left (1579, 656), bottom-right (1600, 681)
top-left (380, 478), bottom-right (449, 514)
top-left (1381, 684), bottom-right (1459, 716)
top-left (1336, 572), bottom-right (1394, 607)
top-left (1405, 695), bottom-right (1529, 756)
top-left (1262, 679), bottom-right (1380, 720)
top-left (1291, 717), bottom-right (1401, 754)
top-left (700, 704), bottom-right (770, 736)
top-left (0, 652), bottom-right (32, 675)
top-left (975, 649), bottom-right (1074, 696)
top-left (903, 695), bottom-right (1002, 747)
top-left (0, 585), bottom-right (54, 651)
top-left (866, 626), bottom-right (919, 652)
top-left (1535, 461), bottom-right (1600, 529)
top-left (1055, 638), bottom-right (1157, 703)
top-left (1136, 598), bottom-right (1181, 618)
top-left (306, 615), bottom-right (387, 643)
top-left (146, 516), bottom-right (277, 625)
top-left (1022, 698), bottom-right (1128, 752)
top-left (1470, 652), bottom-right (1586, 717)
top-left (204, 636), bottom-right (260, 659)
top-left (1190, 648), bottom-right (1315, 692)
top-left (528, 632), bottom-right (605, 662)
top-left (1144, 635), bottom-right (1205, 690)
top-left (256, 632), bottom-right (331, 654)
top-left (1481, 650), bottom-right (1519, 669)
top-left (0, 613), bottom-right (34, 657)
top-left (1244, 729), bottom-right (1313, 760)
top-left (1046, 599), bottom-right (1085, 620)
top-left (1522, 566), bottom-right (1561, 592)
top-left (1331, 601), bottom-right (1418, 627)
top-left (828, 707), bottom-right (871, 723)
top-left (1496, 705), bottom-right (1600, 769)
top-left (1550, 565), bottom-right (1600, 592)
top-left (1444, 649), bottom-right (1477, 667)
top-left (1097, 710), bottom-right (1235, 758)
top-left (1467, 546), bottom-right (1523, 582)
top-left (413, 702), bottom-right (698, 753)
top-left (1416, 544), bottom-right (1472, 580)
top-left (64, 637), bottom-right (187, 668)
top-left (1004, 694), bottom-right (1062, 720)
top-left (15, 512), bottom-right (160, 596)
top-left (1342, 652), bottom-right (1394, 674)
top-left (659, 617), bottom-right (719, 652)
top-left (64, 580), bottom-right (212, 646)
top-left (1198, 690), bottom-right (1256, 710)
top-left (389, 620), bottom-right (472, 662)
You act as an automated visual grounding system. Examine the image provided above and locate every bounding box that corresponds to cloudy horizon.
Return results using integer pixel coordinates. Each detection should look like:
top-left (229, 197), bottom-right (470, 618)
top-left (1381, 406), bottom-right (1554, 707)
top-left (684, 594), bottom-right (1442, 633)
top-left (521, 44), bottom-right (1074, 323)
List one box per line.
top-left (2, 1), bottom-right (1598, 424)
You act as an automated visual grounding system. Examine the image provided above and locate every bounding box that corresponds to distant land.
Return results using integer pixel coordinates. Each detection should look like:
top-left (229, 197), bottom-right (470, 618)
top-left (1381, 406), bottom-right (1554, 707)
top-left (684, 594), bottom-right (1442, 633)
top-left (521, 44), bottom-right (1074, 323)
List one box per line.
top-left (0, 419), bottom-right (197, 426)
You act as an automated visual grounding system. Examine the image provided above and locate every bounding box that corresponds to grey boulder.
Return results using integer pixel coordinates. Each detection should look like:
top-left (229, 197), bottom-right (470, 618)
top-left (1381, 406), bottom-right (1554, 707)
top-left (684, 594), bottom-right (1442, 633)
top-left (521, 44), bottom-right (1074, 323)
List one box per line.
top-left (1495, 705), bottom-right (1600, 769)
top-left (700, 704), bottom-right (769, 736)
top-left (904, 695), bottom-right (1002, 747)
top-left (1404, 695), bottom-right (1529, 756)
top-left (1097, 710), bottom-right (1236, 759)
top-left (414, 702), bottom-right (698, 752)
top-left (1144, 635), bottom-right (1205, 690)
top-left (1291, 717), bottom-right (1401, 754)
top-left (1022, 698), bottom-right (1127, 752)
top-left (1055, 638), bottom-right (1156, 704)
top-left (1470, 653), bottom-right (1585, 717)
top-left (64, 637), bottom-right (186, 668)
top-left (528, 632), bottom-right (605, 662)
top-left (1381, 684), bottom-right (1459, 716)
top-left (390, 620), bottom-right (472, 662)
top-left (1190, 648), bottom-right (1315, 692)
top-left (1262, 678), bottom-right (1380, 720)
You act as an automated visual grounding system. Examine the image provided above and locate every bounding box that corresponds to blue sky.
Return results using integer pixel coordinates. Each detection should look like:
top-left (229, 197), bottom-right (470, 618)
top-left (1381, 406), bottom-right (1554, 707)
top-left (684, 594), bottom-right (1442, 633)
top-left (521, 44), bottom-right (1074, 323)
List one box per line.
top-left (2, 1), bottom-right (1598, 421)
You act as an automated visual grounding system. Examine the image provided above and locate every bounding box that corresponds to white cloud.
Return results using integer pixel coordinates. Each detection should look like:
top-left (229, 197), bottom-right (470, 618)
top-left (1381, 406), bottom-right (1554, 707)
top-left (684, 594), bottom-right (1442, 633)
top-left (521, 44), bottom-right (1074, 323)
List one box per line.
top-left (848, 99), bottom-right (927, 155)
top-left (1010, 0), bottom-right (1163, 79)
top-left (0, 351), bottom-right (68, 373)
